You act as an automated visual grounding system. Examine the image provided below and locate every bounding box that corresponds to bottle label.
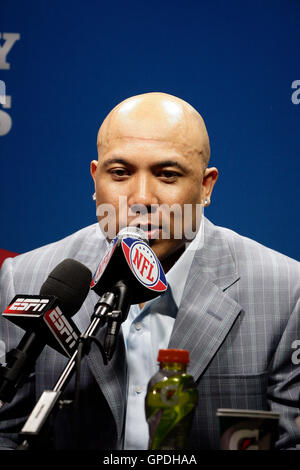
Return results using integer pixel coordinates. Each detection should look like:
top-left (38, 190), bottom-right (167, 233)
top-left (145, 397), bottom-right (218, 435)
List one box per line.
top-left (146, 374), bottom-right (198, 450)
top-left (160, 384), bottom-right (179, 406)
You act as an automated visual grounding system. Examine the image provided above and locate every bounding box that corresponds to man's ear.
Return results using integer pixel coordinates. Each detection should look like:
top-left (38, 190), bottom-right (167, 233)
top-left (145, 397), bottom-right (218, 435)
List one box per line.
top-left (202, 167), bottom-right (218, 205)
top-left (90, 160), bottom-right (98, 183)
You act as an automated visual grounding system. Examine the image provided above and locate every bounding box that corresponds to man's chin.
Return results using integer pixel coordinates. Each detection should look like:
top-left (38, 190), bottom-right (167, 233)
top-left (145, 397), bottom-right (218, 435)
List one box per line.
top-left (148, 238), bottom-right (186, 262)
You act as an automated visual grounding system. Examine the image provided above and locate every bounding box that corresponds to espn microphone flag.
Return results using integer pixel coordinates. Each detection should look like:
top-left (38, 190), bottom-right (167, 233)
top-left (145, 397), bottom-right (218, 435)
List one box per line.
top-left (2, 258), bottom-right (92, 358)
top-left (3, 295), bottom-right (80, 358)
top-left (0, 258), bottom-right (92, 406)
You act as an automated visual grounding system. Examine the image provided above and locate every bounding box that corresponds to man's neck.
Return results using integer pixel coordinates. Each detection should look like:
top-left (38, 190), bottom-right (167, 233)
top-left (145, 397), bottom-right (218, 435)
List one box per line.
top-left (161, 244), bottom-right (186, 274)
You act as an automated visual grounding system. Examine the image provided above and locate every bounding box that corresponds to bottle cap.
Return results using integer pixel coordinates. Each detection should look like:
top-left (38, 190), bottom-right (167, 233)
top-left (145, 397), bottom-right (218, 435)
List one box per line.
top-left (157, 349), bottom-right (190, 364)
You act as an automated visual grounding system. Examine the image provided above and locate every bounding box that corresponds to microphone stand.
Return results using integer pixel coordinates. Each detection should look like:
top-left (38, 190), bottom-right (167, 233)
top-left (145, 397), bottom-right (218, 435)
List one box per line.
top-left (17, 281), bottom-right (131, 450)
top-left (104, 279), bottom-right (131, 361)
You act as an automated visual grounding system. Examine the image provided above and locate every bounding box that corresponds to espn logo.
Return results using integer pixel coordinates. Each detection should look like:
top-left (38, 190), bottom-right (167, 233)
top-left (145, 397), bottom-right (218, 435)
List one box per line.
top-left (44, 307), bottom-right (79, 352)
top-left (6, 297), bottom-right (50, 314)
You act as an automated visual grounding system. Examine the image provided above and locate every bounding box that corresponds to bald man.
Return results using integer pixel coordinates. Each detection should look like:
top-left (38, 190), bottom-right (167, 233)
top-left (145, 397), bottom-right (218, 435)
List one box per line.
top-left (91, 92), bottom-right (217, 272)
top-left (0, 93), bottom-right (300, 450)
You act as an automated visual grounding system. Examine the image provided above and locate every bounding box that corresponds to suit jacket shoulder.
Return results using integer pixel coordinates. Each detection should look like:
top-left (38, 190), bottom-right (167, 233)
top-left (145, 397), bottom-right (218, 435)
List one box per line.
top-left (207, 220), bottom-right (300, 296)
top-left (0, 223), bottom-right (107, 296)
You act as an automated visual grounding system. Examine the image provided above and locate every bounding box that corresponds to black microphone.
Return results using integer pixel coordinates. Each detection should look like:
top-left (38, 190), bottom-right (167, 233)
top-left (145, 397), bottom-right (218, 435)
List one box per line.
top-left (91, 226), bottom-right (167, 304)
top-left (91, 227), bottom-right (168, 360)
top-left (16, 233), bottom-right (167, 445)
top-left (0, 258), bottom-right (92, 407)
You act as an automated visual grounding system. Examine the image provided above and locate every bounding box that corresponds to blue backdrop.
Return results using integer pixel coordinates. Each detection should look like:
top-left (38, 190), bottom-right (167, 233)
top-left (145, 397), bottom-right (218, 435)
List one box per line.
top-left (1, 0), bottom-right (299, 260)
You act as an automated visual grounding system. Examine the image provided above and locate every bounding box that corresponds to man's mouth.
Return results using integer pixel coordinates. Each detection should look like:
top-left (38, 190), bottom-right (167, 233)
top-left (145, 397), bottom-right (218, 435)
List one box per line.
top-left (130, 221), bottom-right (162, 239)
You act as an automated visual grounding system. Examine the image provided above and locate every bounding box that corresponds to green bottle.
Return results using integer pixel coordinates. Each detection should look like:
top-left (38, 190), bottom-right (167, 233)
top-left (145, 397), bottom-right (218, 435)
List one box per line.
top-left (145, 349), bottom-right (198, 450)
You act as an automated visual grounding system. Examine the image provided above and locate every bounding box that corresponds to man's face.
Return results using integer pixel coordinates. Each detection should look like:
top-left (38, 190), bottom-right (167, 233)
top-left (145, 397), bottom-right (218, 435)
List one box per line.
top-left (91, 96), bottom-right (217, 268)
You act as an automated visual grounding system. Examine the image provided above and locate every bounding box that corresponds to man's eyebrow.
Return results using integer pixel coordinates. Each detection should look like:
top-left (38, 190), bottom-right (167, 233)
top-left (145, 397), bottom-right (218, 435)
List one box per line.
top-left (153, 160), bottom-right (188, 173)
top-left (101, 157), bottom-right (188, 173)
top-left (101, 158), bottom-right (129, 168)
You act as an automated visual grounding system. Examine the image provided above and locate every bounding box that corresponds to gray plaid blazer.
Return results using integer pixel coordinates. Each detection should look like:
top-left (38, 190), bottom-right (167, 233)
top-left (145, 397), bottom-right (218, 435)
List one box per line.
top-left (0, 217), bottom-right (299, 450)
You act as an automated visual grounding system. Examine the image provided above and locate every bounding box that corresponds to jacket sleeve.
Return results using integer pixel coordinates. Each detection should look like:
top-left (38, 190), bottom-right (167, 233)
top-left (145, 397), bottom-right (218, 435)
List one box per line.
top-left (0, 258), bottom-right (37, 450)
top-left (267, 294), bottom-right (300, 449)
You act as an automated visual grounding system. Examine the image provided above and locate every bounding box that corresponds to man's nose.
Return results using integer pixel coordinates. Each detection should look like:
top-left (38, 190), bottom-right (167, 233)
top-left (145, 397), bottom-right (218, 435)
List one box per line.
top-left (128, 173), bottom-right (159, 210)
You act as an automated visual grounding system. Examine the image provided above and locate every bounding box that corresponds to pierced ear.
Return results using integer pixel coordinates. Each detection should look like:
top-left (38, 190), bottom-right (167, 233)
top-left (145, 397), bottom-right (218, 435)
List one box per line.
top-left (90, 160), bottom-right (98, 182)
top-left (202, 167), bottom-right (218, 203)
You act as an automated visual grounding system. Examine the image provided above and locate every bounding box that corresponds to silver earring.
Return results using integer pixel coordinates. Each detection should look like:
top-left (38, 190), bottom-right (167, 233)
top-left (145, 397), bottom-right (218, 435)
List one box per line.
top-left (92, 192), bottom-right (96, 201)
top-left (204, 197), bottom-right (210, 206)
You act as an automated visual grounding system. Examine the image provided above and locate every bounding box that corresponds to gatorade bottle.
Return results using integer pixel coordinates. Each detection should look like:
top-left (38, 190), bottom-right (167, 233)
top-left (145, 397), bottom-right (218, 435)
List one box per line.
top-left (145, 349), bottom-right (198, 450)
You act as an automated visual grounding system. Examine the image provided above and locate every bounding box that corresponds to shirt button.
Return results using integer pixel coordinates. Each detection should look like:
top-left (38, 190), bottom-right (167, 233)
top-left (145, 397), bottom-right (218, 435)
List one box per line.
top-left (135, 322), bottom-right (142, 330)
top-left (136, 386), bottom-right (143, 394)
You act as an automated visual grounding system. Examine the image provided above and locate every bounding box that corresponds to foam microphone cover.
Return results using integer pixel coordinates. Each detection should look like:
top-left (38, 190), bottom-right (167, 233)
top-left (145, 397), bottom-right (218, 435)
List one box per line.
top-left (40, 258), bottom-right (92, 317)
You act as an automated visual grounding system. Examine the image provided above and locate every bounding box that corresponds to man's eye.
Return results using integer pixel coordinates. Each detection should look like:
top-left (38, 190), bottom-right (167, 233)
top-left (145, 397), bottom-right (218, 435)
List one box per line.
top-left (109, 168), bottom-right (129, 178)
top-left (158, 171), bottom-right (180, 181)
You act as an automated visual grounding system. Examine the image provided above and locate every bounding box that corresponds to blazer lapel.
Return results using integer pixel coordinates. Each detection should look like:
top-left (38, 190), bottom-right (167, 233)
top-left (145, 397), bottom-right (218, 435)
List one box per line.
top-left (168, 217), bottom-right (242, 382)
top-left (85, 318), bottom-right (127, 446)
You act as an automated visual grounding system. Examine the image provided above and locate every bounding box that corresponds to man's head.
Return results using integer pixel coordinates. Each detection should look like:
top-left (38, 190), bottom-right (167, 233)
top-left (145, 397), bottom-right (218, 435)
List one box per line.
top-left (91, 92), bottom-right (218, 272)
